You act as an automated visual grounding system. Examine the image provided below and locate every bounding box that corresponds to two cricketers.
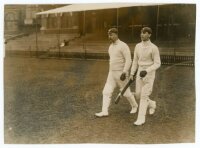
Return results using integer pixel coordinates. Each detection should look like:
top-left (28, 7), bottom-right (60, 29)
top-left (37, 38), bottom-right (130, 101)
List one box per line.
top-left (95, 27), bottom-right (161, 126)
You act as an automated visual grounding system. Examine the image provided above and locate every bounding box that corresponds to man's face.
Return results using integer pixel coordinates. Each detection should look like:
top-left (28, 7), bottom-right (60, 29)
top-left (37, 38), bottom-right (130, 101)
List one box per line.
top-left (108, 33), bottom-right (118, 43)
top-left (140, 31), bottom-right (151, 41)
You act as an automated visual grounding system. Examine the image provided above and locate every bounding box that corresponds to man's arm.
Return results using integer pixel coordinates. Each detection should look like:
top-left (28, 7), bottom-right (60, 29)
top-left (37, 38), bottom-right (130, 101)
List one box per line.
top-left (130, 45), bottom-right (138, 76)
top-left (146, 46), bottom-right (161, 73)
top-left (122, 44), bottom-right (132, 73)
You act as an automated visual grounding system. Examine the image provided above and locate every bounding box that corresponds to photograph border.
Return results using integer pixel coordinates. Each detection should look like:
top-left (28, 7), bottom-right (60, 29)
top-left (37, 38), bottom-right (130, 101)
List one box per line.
top-left (1, 0), bottom-right (199, 148)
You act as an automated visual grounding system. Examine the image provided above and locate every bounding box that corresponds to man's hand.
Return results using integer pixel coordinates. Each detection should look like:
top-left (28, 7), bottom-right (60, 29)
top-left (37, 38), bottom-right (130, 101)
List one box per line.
top-left (120, 72), bottom-right (126, 81)
top-left (130, 71), bottom-right (137, 80)
top-left (140, 70), bottom-right (147, 78)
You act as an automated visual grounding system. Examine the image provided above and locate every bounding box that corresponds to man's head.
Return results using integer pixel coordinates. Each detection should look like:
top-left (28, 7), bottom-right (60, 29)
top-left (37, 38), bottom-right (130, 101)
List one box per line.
top-left (140, 27), bottom-right (152, 41)
top-left (108, 28), bottom-right (118, 43)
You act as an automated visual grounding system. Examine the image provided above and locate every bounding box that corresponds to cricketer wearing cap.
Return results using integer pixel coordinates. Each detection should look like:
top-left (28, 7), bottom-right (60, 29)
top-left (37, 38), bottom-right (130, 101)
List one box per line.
top-left (95, 28), bottom-right (138, 117)
top-left (130, 27), bottom-right (161, 125)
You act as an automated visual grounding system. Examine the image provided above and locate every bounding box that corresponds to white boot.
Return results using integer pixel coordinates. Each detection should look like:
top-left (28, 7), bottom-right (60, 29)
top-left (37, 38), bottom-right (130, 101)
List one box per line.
top-left (134, 115), bottom-right (145, 126)
top-left (95, 111), bottom-right (108, 117)
top-left (130, 106), bottom-right (138, 114)
top-left (134, 99), bottom-right (148, 125)
top-left (126, 94), bottom-right (138, 114)
top-left (95, 96), bottom-right (111, 117)
top-left (148, 100), bottom-right (156, 115)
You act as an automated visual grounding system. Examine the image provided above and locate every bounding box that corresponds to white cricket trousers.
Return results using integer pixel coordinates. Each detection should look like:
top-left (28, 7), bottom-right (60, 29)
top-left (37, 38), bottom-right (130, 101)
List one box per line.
top-left (136, 66), bottom-right (156, 119)
top-left (101, 70), bottom-right (137, 113)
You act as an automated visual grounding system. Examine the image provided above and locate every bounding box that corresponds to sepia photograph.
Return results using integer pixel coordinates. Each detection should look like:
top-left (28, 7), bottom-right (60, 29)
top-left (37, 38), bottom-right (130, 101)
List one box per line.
top-left (2, 0), bottom-right (197, 146)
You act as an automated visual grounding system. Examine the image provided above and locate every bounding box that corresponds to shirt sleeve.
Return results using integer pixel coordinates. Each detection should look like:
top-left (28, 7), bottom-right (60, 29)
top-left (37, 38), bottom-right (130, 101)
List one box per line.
top-left (122, 44), bottom-right (132, 73)
top-left (130, 45), bottom-right (138, 75)
top-left (146, 46), bottom-right (161, 73)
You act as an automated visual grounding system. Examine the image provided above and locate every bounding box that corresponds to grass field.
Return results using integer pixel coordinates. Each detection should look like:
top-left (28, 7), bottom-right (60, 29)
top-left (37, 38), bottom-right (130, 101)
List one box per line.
top-left (4, 57), bottom-right (195, 144)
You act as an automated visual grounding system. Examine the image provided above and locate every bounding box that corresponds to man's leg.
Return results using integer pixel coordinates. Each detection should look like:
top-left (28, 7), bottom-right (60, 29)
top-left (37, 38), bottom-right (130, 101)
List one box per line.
top-left (95, 72), bottom-right (116, 117)
top-left (147, 72), bottom-right (156, 115)
top-left (148, 99), bottom-right (156, 115)
top-left (117, 72), bottom-right (138, 114)
top-left (135, 74), bottom-right (142, 100)
top-left (134, 74), bottom-right (155, 125)
top-left (134, 84), bottom-right (150, 125)
top-left (123, 88), bottom-right (138, 114)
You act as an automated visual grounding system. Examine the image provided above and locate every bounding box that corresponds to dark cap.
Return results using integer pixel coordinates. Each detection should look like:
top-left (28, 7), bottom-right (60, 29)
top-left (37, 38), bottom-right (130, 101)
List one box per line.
top-left (108, 28), bottom-right (118, 34)
top-left (141, 27), bottom-right (152, 34)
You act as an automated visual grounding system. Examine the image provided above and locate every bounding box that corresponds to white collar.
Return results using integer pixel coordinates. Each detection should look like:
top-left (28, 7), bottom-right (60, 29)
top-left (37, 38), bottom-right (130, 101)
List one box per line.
top-left (112, 39), bottom-right (120, 45)
top-left (142, 40), bottom-right (151, 46)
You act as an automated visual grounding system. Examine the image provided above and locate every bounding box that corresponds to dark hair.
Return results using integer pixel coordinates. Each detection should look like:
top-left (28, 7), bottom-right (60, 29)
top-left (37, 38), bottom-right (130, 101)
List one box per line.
top-left (141, 27), bottom-right (152, 34)
top-left (108, 28), bottom-right (118, 34)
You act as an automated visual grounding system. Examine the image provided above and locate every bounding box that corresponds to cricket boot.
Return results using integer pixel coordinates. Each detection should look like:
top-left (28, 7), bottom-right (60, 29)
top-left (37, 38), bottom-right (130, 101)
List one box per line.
top-left (124, 91), bottom-right (138, 114)
top-left (134, 99), bottom-right (148, 126)
top-left (95, 96), bottom-right (111, 117)
top-left (148, 100), bottom-right (156, 115)
top-left (128, 96), bottom-right (138, 114)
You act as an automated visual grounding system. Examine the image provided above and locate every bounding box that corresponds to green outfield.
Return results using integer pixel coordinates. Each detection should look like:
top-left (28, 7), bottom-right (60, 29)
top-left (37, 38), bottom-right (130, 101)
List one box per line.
top-left (4, 57), bottom-right (195, 144)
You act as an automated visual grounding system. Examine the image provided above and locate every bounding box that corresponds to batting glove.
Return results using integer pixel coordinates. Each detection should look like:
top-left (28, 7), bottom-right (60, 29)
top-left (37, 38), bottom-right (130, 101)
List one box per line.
top-left (140, 70), bottom-right (147, 78)
top-left (120, 72), bottom-right (126, 81)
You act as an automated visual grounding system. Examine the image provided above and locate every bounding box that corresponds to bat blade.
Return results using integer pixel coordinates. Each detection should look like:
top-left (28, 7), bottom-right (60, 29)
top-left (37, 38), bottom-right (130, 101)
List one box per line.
top-left (114, 93), bottom-right (122, 104)
top-left (114, 78), bottom-right (136, 104)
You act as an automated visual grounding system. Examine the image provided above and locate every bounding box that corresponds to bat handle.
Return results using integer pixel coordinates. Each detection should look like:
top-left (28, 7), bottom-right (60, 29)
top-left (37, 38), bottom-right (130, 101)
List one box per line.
top-left (115, 93), bottom-right (121, 104)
